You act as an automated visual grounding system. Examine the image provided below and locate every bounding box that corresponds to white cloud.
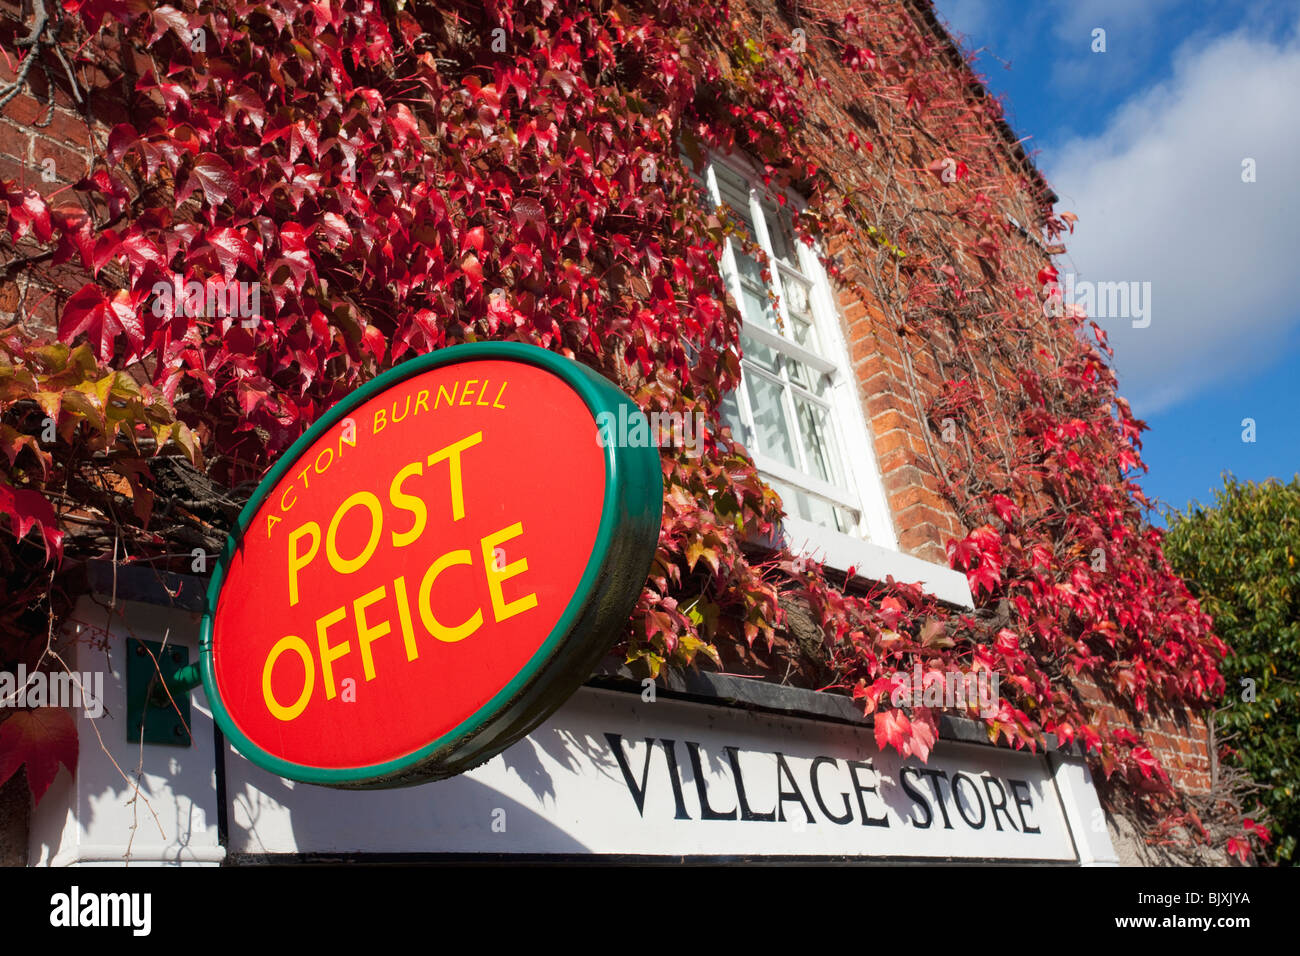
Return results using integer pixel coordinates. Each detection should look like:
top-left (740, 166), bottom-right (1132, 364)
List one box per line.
top-left (1049, 0), bottom-right (1183, 42)
top-left (1047, 18), bottom-right (1300, 414)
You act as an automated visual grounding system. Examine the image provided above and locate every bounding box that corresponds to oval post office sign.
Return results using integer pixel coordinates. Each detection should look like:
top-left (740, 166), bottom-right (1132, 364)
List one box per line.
top-left (200, 342), bottom-right (663, 788)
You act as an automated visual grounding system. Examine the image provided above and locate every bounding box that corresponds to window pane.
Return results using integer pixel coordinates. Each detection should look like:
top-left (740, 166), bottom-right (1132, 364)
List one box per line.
top-left (719, 389), bottom-right (751, 448)
top-left (739, 330), bottom-right (779, 374)
top-left (716, 166), bottom-right (781, 330)
top-left (780, 272), bottom-right (820, 351)
top-left (815, 497), bottom-right (860, 535)
top-left (794, 395), bottom-right (844, 487)
top-left (764, 203), bottom-right (798, 266)
top-left (745, 371), bottom-right (798, 469)
top-left (733, 245), bottom-right (766, 287)
top-left (786, 358), bottom-right (831, 398)
top-left (736, 266), bottom-right (779, 331)
top-left (767, 477), bottom-right (860, 534)
top-left (714, 164), bottom-right (753, 221)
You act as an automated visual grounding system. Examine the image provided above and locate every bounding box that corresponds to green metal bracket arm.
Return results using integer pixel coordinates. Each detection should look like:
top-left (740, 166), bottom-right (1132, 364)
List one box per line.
top-left (170, 662), bottom-right (202, 693)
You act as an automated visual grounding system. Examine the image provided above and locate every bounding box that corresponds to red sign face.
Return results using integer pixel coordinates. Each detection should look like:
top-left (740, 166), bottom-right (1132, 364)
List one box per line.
top-left (209, 355), bottom-right (612, 777)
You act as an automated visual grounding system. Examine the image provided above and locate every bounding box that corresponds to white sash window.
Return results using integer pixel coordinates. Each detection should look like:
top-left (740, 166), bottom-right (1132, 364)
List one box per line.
top-left (703, 158), bottom-right (898, 550)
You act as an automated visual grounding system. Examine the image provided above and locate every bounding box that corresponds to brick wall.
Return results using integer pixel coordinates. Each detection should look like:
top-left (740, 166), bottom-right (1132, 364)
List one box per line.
top-left (839, 283), bottom-right (965, 562)
top-left (1077, 677), bottom-right (1215, 795)
top-left (0, 0), bottom-right (138, 331)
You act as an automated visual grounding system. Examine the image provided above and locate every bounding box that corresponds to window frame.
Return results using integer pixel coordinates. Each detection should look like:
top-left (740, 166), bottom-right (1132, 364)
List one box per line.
top-left (703, 153), bottom-right (899, 551)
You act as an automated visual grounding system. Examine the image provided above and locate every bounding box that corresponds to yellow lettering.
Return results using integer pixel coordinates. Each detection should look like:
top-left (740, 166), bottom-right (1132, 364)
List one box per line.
top-left (393, 575), bottom-right (418, 661)
top-left (493, 381), bottom-right (508, 408)
top-left (477, 380), bottom-right (492, 406)
top-left (414, 390), bottom-right (429, 415)
top-left (460, 379), bottom-right (479, 406)
top-left (391, 395), bottom-right (412, 424)
top-left (280, 484), bottom-right (297, 512)
top-left (418, 550), bottom-right (483, 642)
top-left (435, 383), bottom-right (459, 409)
top-left (326, 491), bottom-right (383, 573)
top-left (316, 606), bottom-right (349, 700)
top-left (389, 462), bottom-right (427, 547)
top-left (287, 521), bottom-right (321, 606)
top-left (355, 586), bottom-right (391, 681)
top-left (427, 431), bottom-right (482, 521)
top-left (373, 407), bottom-right (388, 435)
top-left (481, 522), bottom-right (538, 622)
top-left (266, 514), bottom-right (281, 538)
top-left (263, 634), bottom-right (314, 721)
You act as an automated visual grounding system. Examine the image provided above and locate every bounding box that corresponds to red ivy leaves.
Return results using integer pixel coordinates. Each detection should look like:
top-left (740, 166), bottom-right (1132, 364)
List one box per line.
top-left (58, 286), bottom-right (144, 365)
top-left (175, 153), bottom-right (239, 209)
top-left (0, 480), bottom-right (64, 563)
top-left (0, 707), bottom-right (78, 804)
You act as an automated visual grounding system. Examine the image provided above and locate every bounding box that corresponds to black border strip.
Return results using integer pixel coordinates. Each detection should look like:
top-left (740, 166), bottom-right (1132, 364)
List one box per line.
top-left (224, 851), bottom-right (1078, 866)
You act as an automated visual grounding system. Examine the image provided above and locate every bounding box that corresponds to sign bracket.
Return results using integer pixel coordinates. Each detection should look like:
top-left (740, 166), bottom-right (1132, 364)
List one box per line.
top-left (126, 638), bottom-right (200, 746)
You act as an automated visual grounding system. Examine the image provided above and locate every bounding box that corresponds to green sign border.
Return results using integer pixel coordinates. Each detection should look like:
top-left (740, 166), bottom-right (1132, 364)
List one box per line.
top-left (199, 342), bottom-right (663, 788)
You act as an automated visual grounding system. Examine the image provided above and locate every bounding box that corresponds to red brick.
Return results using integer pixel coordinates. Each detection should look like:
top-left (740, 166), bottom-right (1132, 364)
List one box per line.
top-left (0, 90), bottom-right (47, 128)
top-left (861, 369), bottom-right (898, 398)
top-left (851, 336), bottom-right (878, 366)
top-left (881, 464), bottom-right (926, 494)
top-left (873, 429), bottom-right (911, 460)
top-left (874, 337), bottom-right (903, 367)
top-left (907, 431), bottom-right (932, 457)
top-left (42, 109), bottom-right (95, 150)
top-left (31, 136), bottom-right (90, 184)
top-left (0, 154), bottom-right (27, 187)
top-left (841, 300), bottom-right (867, 322)
top-left (877, 446), bottom-right (918, 473)
top-left (864, 391), bottom-right (899, 420)
top-left (871, 409), bottom-right (912, 435)
top-left (899, 523), bottom-right (944, 556)
top-left (0, 120), bottom-right (30, 162)
top-left (896, 503), bottom-right (945, 531)
top-left (889, 484), bottom-right (947, 514)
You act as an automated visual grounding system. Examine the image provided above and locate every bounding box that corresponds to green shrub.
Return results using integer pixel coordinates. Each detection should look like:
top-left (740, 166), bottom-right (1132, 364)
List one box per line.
top-left (1165, 476), bottom-right (1300, 863)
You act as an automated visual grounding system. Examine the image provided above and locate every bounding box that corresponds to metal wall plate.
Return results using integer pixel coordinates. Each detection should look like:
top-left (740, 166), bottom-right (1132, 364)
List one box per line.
top-left (126, 638), bottom-right (193, 746)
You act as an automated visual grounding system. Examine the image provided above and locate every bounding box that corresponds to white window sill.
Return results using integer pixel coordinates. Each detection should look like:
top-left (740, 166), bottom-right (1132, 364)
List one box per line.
top-left (760, 515), bottom-right (974, 609)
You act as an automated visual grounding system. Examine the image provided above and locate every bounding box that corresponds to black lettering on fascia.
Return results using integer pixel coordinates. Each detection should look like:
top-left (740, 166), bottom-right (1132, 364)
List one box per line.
top-left (725, 746), bottom-right (776, 821)
top-left (900, 766), bottom-right (933, 829)
top-left (775, 752), bottom-right (815, 824)
top-left (917, 768), bottom-right (955, 829)
top-left (810, 757), bottom-right (854, 825)
top-left (846, 760), bottom-right (890, 827)
top-left (951, 772), bottom-right (987, 829)
top-left (606, 733), bottom-right (655, 816)
top-left (1008, 779), bottom-right (1041, 834)
top-left (659, 739), bottom-right (691, 820)
top-left (982, 774), bottom-right (1018, 832)
top-left (685, 742), bottom-right (738, 820)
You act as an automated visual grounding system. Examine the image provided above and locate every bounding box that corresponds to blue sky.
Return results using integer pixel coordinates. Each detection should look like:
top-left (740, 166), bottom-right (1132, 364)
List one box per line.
top-left (933, 0), bottom-right (1300, 520)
